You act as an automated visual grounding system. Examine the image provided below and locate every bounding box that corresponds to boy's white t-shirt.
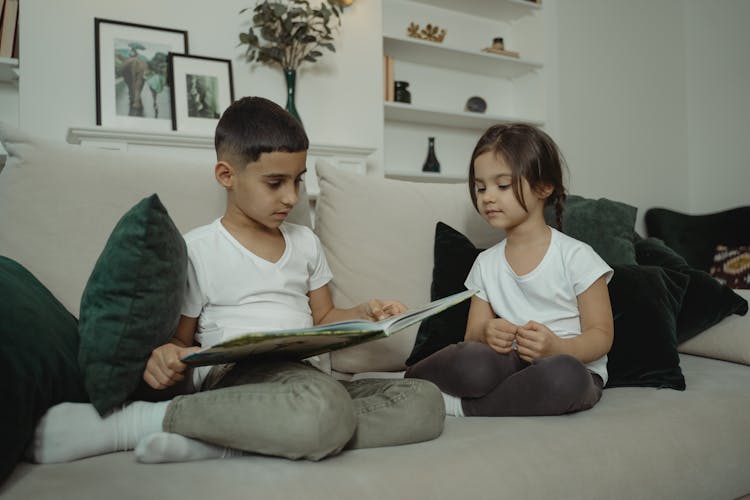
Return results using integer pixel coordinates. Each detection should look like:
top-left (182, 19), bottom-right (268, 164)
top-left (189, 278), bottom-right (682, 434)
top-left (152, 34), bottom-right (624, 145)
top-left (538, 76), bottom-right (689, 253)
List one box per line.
top-left (464, 227), bottom-right (613, 383)
top-left (181, 218), bottom-right (333, 349)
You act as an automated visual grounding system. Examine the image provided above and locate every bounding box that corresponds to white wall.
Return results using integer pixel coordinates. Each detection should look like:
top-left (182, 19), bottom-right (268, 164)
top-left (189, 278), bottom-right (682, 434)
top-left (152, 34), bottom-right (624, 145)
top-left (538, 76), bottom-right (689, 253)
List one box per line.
top-left (684, 0), bottom-right (750, 213)
top-left (9, 1), bottom-right (750, 220)
top-left (17, 0), bottom-right (384, 171)
top-left (554, 0), bottom-right (689, 233)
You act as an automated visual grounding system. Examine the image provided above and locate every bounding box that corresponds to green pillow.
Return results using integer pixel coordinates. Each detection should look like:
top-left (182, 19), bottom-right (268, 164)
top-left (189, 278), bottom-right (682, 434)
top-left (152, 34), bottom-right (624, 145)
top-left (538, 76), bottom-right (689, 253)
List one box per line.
top-left (0, 257), bottom-right (88, 484)
top-left (546, 195), bottom-right (638, 266)
top-left (606, 264), bottom-right (688, 390)
top-left (78, 194), bottom-right (187, 415)
top-left (635, 237), bottom-right (748, 343)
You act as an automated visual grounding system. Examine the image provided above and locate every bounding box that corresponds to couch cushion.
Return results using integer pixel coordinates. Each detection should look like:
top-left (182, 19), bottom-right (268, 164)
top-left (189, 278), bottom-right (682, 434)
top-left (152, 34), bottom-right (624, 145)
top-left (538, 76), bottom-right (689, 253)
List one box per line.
top-left (2, 354), bottom-right (749, 500)
top-left (406, 222), bottom-right (479, 366)
top-left (710, 244), bottom-right (750, 289)
top-left (0, 122), bottom-right (311, 317)
top-left (678, 289), bottom-right (750, 365)
top-left (635, 237), bottom-right (748, 343)
top-left (405, 222), bottom-right (688, 389)
top-left (644, 206), bottom-right (750, 272)
top-left (315, 162), bottom-right (501, 373)
top-left (0, 257), bottom-right (88, 484)
top-left (78, 194), bottom-right (187, 415)
top-left (545, 194), bottom-right (638, 266)
top-left (605, 264), bottom-right (687, 389)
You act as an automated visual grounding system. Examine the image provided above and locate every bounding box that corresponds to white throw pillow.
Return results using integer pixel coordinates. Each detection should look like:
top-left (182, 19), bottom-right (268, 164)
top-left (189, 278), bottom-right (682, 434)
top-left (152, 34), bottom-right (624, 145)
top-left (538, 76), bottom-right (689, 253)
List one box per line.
top-left (315, 161), bottom-right (502, 373)
top-left (0, 123), bottom-right (311, 317)
top-left (678, 289), bottom-right (750, 365)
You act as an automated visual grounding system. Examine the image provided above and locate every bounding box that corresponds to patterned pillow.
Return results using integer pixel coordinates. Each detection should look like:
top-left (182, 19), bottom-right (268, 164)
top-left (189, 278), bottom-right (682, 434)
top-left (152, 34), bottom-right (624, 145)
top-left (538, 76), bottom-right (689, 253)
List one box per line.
top-left (710, 245), bottom-right (750, 289)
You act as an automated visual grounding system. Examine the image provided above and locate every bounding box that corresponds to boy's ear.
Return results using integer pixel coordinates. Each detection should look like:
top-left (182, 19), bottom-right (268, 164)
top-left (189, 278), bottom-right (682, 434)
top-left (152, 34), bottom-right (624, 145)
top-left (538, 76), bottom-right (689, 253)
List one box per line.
top-left (215, 161), bottom-right (234, 188)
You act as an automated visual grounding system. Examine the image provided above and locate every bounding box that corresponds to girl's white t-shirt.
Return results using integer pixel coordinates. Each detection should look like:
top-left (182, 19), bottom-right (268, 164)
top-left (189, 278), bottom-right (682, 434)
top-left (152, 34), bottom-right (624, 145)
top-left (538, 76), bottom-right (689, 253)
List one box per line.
top-left (181, 219), bottom-right (333, 349)
top-left (465, 227), bottom-right (613, 383)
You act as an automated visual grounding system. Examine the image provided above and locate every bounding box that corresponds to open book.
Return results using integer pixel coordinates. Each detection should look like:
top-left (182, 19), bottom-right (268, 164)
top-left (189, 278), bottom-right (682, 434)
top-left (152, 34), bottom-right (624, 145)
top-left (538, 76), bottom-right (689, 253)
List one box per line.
top-left (182, 289), bottom-right (477, 367)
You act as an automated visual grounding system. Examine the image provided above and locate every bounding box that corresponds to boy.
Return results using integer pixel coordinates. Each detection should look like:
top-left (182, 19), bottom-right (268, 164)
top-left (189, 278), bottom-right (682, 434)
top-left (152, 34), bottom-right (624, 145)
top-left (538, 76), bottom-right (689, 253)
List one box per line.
top-left (30, 97), bottom-right (444, 464)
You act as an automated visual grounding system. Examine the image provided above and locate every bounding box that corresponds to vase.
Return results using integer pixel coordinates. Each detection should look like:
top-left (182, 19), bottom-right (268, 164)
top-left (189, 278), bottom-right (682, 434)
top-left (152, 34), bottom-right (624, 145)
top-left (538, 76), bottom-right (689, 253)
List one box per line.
top-left (422, 136), bottom-right (441, 173)
top-left (394, 81), bottom-right (411, 104)
top-left (284, 69), bottom-right (302, 126)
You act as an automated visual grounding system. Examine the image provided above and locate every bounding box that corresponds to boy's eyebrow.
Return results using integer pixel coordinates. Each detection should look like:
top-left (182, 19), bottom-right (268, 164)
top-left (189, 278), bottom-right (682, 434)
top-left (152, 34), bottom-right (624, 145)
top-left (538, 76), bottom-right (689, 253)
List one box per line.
top-left (263, 169), bottom-right (308, 179)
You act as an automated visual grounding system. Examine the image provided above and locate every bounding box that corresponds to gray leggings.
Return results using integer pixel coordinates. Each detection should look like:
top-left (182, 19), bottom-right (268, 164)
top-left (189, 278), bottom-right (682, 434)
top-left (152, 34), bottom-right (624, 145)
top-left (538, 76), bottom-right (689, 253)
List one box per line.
top-left (153, 361), bottom-right (444, 460)
top-left (405, 341), bottom-right (603, 417)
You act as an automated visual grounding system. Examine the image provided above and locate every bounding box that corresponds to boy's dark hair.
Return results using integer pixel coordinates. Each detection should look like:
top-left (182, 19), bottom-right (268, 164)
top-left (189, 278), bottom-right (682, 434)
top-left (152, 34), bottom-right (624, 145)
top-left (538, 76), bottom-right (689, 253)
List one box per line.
top-left (214, 96), bottom-right (309, 165)
top-left (468, 123), bottom-right (568, 231)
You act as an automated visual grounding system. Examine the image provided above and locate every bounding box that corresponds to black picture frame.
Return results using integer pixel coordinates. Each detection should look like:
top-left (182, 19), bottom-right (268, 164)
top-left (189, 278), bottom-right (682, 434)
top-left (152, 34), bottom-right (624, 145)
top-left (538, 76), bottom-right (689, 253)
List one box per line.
top-left (95, 18), bottom-right (188, 131)
top-left (168, 53), bottom-right (235, 134)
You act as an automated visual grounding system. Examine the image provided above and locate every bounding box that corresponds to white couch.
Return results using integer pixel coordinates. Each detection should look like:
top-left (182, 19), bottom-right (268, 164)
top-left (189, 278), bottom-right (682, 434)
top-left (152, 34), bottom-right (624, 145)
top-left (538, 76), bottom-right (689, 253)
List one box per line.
top-left (1, 123), bottom-right (749, 500)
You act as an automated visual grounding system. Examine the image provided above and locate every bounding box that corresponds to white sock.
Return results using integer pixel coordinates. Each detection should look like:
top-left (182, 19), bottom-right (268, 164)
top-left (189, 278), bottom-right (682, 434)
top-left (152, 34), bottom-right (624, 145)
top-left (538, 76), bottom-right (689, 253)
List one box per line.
top-left (30, 401), bottom-right (169, 463)
top-left (442, 392), bottom-right (465, 417)
top-left (135, 432), bottom-right (243, 463)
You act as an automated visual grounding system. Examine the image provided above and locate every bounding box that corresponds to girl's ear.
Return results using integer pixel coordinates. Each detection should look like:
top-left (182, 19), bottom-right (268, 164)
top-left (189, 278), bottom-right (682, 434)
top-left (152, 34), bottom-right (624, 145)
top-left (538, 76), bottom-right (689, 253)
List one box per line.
top-left (535, 183), bottom-right (555, 200)
top-left (215, 161), bottom-right (234, 188)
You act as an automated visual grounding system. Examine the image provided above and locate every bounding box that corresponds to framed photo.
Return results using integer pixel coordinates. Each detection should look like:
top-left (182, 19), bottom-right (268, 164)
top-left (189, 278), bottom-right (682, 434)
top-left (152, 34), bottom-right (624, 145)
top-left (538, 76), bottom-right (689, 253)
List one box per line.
top-left (95, 18), bottom-right (188, 131)
top-left (169, 54), bottom-right (235, 134)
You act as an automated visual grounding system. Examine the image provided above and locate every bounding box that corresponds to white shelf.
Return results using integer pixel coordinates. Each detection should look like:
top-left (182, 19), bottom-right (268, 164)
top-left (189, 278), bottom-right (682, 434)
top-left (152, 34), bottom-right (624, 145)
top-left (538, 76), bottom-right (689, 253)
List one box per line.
top-left (384, 101), bottom-right (543, 129)
top-left (410, 0), bottom-right (541, 22)
top-left (384, 35), bottom-right (541, 79)
top-left (0, 57), bottom-right (19, 83)
top-left (385, 169), bottom-right (467, 183)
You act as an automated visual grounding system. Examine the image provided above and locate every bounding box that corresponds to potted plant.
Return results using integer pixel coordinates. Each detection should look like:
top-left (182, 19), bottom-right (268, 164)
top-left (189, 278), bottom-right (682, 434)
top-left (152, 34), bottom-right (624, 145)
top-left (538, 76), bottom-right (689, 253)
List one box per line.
top-left (238, 0), bottom-right (344, 125)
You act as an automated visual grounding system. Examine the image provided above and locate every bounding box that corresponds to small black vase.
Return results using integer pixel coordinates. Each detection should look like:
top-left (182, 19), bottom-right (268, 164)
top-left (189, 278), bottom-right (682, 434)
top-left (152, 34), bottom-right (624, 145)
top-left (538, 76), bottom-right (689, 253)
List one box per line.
top-left (394, 81), bottom-right (411, 104)
top-left (422, 137), bottom-right (440, 173)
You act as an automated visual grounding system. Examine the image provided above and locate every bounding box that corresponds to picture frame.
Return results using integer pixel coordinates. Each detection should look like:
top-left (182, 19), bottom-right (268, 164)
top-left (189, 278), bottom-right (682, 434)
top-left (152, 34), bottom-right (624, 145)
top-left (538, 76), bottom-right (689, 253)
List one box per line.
top-left (169, 54), bottom-right (235, 134)
top-left (95, 18), bottom-right (189, 131)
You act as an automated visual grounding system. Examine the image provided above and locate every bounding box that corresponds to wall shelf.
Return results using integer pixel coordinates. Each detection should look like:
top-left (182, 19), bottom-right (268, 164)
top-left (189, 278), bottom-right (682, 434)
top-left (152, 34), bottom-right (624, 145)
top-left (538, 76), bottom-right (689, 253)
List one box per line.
top-left (385, 169), bottom-right (466, 183)
top-left (384, 101), bottom-right (543, 129)
top-left (409, 0), bottom-right (541, 22)
top-left (383, 35), bottom-right (541, 79)
top-left (0, 57), bottom-right (19, 83)
top-left (66, 127), bottom-right (375, 199)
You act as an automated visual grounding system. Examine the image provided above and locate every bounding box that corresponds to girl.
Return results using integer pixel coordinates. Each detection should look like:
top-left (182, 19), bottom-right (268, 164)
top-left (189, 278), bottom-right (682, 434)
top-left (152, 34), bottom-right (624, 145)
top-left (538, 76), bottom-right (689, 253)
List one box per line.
top-left (406, 123), bottom-right (614, 417)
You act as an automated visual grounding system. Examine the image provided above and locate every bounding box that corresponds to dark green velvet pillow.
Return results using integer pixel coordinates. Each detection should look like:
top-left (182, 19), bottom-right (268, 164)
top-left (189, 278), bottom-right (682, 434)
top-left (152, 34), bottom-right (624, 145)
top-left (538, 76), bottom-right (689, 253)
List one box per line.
top-left (635, 237), bottom-right (748, 343)
top-left (406, 222), bottom-right (480, 366)
top-left (0, 257), bottom-right (88, 484)
top-left (545, 195), bottom-right (638, 266)
top-left (78, 194), bottom-right (187, 415)
top-left (408, 223), bottom-right (688, 390)
top-left (605, 265), bottom-right (688, 390)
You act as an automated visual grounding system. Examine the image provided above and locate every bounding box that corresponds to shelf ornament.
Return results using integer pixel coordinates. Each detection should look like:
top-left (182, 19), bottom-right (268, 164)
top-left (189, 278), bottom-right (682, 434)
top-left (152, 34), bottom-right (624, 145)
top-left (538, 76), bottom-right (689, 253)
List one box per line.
top-left (238, 0), bottom-right (343, 126)
top-left (406, 22), bottom-right (446, 43)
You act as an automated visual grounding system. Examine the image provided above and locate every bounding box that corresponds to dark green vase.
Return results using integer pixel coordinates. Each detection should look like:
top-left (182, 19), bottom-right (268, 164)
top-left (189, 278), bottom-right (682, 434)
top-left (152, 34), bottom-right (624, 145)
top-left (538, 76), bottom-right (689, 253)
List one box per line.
top-left (284, 69), bottom-right (302, 126)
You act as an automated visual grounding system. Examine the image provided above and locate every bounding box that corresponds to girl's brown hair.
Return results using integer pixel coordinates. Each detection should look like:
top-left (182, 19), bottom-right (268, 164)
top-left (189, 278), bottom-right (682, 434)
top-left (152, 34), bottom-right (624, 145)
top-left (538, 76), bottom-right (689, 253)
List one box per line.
top-left (468, 123), bottom-right (567, 230)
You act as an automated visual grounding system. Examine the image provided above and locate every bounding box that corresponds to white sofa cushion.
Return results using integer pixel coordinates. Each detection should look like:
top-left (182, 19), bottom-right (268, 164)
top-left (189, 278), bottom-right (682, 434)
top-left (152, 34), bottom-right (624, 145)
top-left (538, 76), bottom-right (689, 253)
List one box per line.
top-left (0, 123), bottom-right (311, 317)
top-left (314, 161), bottom-right (502, 373)
top-left (678, 289), bottom-right (750, 365)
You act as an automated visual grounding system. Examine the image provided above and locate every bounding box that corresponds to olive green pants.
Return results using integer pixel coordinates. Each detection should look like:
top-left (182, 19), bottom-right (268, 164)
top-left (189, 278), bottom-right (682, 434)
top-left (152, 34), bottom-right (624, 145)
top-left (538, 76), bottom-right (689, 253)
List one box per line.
top-left (163, 361), bottom-right (444, 460)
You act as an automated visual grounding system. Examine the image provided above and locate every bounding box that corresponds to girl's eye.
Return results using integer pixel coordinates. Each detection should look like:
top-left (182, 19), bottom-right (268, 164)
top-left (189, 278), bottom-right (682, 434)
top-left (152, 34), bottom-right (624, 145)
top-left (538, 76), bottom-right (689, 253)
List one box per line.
top-left (476, 187), bottom-right (486, 193)
top-left (498, 184), bottom-right (511, 190)
top-left (267, 182), bottom-right (281, 189)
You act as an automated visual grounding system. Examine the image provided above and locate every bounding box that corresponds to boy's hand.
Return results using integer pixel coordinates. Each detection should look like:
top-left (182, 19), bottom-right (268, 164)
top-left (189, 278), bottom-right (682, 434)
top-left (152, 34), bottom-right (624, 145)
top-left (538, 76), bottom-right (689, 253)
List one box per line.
top-left (143, 343), bottom-right (201, 390)
top-left (484, 318), bottom-right (519, 354)
top-left (516, 320), bottom-right (560, 362)
top-left (362, 299), bottom-right (407, 321)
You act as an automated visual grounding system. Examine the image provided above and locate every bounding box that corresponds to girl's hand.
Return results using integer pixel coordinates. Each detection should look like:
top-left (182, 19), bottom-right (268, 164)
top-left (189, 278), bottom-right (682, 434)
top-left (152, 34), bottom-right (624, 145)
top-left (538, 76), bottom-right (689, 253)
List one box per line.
top-left (484, 318), bottom-right (519, 354)
top-left (362, 299), bottom-right (407, 321)
top-left (143, 343), bottom-right (201, 390)
top-left (516, 320), bottom-right (560, 362)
